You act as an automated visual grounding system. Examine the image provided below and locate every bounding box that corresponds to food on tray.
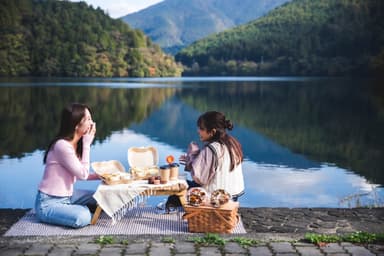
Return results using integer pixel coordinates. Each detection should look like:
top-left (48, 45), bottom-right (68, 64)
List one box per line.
top-left (210, 189), bottom-right (231, 207)
top-left (131, 165), bottom-right (159, 179)
top-left (148, 166), bottom-right (159, 175)
top-left (120, 172), bottom-right (131, 181)
top-left (148, 175), bottom-right (161, 184)
top-left (187, 187), bottom-right (208, 206)
top-left (99, 172), bottom-right (131, 184)
top-left (108, 173), bottom-right (120, 182)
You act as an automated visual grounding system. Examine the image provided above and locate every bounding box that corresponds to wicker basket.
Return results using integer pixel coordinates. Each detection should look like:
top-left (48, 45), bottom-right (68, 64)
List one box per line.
top-left (183, 201), bottom-right (239, 233)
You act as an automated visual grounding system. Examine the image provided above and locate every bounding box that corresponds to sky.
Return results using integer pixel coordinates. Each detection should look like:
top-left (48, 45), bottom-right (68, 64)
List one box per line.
top-left (69, 0), bottom-right (164, 18)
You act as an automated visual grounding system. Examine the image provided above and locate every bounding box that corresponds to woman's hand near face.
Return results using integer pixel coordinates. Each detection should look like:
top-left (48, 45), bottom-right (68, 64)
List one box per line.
top-left (187, 141), bottom-right (199, 155)
top-left (88, 122), bottom-right (96, 135)
top-left (82, 122), bottom-right (96, 146)
top-left (179, 154), bottom-right (187, 165)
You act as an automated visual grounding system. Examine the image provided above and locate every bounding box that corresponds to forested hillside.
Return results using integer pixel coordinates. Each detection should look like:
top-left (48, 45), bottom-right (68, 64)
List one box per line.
top-left (176, 0), bottom-right (384, 76)
top-left (122, 0), bottom-right (290, 54)
top-left (0, 0), bottom-right (182, 77)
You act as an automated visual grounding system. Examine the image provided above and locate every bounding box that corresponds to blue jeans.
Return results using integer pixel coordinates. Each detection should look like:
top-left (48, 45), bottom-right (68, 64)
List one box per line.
top-left (35, 190), bottom-right (96, 228)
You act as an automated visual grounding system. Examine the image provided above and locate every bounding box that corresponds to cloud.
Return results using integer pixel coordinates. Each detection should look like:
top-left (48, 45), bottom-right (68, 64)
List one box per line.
top-left (69, 0), bottom-right (163, 18)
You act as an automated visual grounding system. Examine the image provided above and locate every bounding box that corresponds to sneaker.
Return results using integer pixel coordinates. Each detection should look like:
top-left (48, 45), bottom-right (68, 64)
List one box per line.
top-left (156, 201), bottom-right (166, 210)
top-left (166, 207), bottom-right (178, 214)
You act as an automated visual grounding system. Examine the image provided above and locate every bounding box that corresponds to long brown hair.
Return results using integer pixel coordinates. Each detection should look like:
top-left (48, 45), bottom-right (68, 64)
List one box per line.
top-left (197, 111), bottom-right (243, 171)
top-left (43, 103), bottom-right (90, 164)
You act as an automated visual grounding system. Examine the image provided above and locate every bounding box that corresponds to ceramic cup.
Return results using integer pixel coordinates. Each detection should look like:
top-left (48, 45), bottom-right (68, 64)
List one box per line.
top-left (159, 165), bottom-right (170, 184)
top-left (169, 163), bottom-right (179, 180)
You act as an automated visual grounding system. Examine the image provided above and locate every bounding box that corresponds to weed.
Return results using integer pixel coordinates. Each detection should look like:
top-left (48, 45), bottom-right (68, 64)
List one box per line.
top-left (94, 235), bottom-right (115, 245)
top-left (231, 237), bottom-right (258, 247)
top-left (344, 231), bottom-right (378, 244)
top-left (162, 237), bottom-right (176, 243)
top-left (304, 233), bottom-right (341, 244)
top-left (191, 233), bottom-right (226, 246)
top-left (305, 231), bottom-right (384, 245)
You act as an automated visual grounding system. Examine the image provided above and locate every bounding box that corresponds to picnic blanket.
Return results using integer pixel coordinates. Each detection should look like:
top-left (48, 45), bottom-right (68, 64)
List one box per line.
top-left (4, 207), bottom-right (246, 236)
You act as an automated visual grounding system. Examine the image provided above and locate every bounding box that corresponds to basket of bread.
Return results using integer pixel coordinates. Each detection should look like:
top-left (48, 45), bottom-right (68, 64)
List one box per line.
top-left (128, 146), bottom-right (159, 180)
top-left (91, 160), bottom-right (131, 185)
top-left (183, 188), bottom-right (239, 233)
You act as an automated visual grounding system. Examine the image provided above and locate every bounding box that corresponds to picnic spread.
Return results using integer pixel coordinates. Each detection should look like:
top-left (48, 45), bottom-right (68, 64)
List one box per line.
top-left (91, 146), bottom-right (188, 224)
top-left (91, 146), bottom-right (240, 233)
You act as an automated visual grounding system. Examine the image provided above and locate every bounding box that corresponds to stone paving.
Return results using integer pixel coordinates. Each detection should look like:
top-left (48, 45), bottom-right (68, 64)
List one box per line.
top-left (0, 207), bottom-right (383, 256)
top-left (238, 207), bottom-right (384, 234)
top-left (1, 238), bottom-right (383, 256)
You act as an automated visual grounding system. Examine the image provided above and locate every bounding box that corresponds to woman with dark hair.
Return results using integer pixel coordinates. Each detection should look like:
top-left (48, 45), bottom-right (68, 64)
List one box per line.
top-left (35, 103), bottom-right (99, 228)
top-left (180, 111), bottom-right (245, 201)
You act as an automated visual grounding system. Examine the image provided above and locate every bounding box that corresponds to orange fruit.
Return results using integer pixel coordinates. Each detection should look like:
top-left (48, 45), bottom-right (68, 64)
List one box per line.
top-left (166, 155), bottom-right (174, 164)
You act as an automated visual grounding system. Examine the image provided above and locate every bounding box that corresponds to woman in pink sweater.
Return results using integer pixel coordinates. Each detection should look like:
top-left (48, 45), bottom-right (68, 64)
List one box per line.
top-left (35, 103), bottom-right (99, 228)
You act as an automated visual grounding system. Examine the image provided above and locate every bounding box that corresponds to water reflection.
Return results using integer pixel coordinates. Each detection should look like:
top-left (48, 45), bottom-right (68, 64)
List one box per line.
top-left (0, 77), bottom-right (383, 208)
top-left (241, 161), bottom-right (381, 208)
top-left (130, 98), bottom-right (320, 169)
top-left (1, 129), bottom-right (380, 208)
top-left (0, 85), bottom-right (177, 158)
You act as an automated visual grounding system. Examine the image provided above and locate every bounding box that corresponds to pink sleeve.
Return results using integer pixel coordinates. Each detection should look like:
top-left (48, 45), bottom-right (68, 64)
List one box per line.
top-left (190, 146), bottom-right (216, 185)
top-left (87, 173), bottom-right (100, 180)
top-left (54, 141), bottom-right (90, 180)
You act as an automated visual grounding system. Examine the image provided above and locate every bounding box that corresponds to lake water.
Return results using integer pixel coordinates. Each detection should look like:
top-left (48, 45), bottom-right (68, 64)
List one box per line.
top-left (0, 76), bottom-right (383, 209)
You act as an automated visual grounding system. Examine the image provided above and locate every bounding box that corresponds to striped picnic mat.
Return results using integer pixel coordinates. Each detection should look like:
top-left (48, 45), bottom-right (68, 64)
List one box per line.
top-left (4, 207), bottom-right (246, 236)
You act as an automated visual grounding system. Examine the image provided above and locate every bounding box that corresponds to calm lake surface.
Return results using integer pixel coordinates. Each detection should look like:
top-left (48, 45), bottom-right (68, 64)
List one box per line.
top-left (1, 76), bottom-right (383, 209)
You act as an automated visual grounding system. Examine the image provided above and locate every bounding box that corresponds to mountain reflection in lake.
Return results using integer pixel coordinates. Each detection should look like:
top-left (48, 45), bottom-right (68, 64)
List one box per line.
top-left (0, 77), bottom-right (383, 209)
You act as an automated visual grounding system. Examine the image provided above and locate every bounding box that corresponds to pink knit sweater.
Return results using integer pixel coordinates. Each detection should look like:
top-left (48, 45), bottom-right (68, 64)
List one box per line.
top-left (38, 139), bottom-right (92, 197)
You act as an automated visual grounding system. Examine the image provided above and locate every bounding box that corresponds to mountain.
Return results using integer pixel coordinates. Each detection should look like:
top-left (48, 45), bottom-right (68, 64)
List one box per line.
top-left (121, 0), bottom-right (291, 54)
top-left (175, 0), bottom-right (384, 77)
top-left (0, 0), bottom-right (182, 77)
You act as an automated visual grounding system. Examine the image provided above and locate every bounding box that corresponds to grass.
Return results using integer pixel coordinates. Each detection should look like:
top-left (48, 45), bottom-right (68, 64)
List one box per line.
top-left (189, 233), bottom-right (260, 248)
top-left (230, 237), bottom-right (259, 247)
top-left (94, 235), bottom-right (115, 245)
top-left (161, 237), bottom-right (176, 243)
top-left (189, 233), bottom-right (226, 246)
top-left (305, 231), bottom-right (384, 245)
top-left (93, 231), bottom-right (384, 247)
